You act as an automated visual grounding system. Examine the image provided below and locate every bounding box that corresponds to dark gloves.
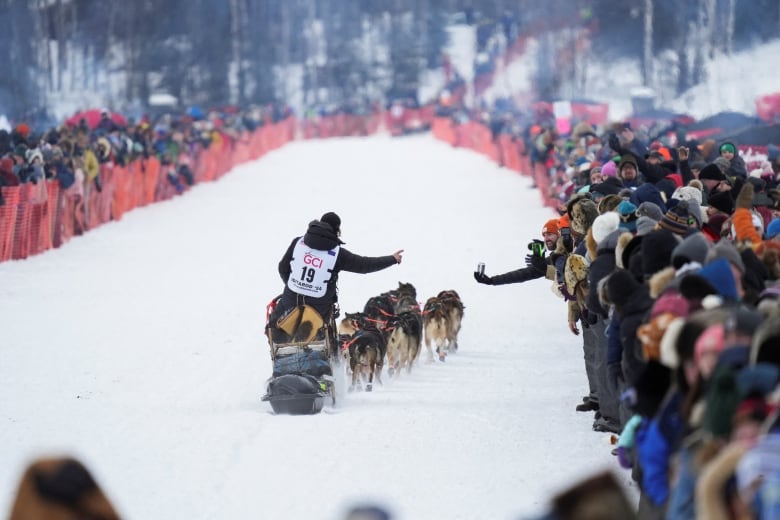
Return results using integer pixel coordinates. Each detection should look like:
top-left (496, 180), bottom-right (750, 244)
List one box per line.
top-left (525, 253), bottom-right (547, 275)
top-left (580, 309), bottom-right (599, 327)
top-left (526, 239), bottom-right (547, 274)
top-left (473, 271), bottom-right (494, 285)
top-left (560, 228), bottom-right (573, 252)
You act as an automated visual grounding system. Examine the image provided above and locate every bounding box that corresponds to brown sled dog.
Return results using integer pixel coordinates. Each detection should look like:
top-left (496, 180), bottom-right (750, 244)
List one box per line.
top-left (386, 310), bottom-right (422, 375)
top-left (437, 289), bottom-right (464, 353)
top-left (423, 296), bottom-right (450, 362)
top-left (340, 312), bottom-right (386, 392)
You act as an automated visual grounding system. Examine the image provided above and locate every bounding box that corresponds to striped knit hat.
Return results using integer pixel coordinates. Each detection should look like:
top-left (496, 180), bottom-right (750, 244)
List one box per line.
top-left (658, 202), bottom-right (692, 235)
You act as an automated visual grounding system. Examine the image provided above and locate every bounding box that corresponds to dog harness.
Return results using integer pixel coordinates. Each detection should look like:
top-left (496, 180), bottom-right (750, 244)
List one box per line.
top-left (287, 238), bottom-right (339, 297)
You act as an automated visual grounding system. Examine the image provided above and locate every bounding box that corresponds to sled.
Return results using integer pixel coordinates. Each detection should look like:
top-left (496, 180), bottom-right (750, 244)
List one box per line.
top-left (261, 374), bottom-right (327, 415)
top-left (262, 302), bottom-right (337, 414)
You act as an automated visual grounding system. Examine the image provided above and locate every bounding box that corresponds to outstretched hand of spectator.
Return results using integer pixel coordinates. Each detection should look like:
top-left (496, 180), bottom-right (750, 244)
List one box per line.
top-left (392, 250), bottom-right (404, 264)
top-left (474, 271), bottom-right (494, 285)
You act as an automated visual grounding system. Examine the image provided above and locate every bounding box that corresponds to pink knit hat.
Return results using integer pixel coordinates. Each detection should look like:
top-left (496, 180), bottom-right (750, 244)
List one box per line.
top-left (650, 293), bottom-right (690, 320)
top-left (601, 160), bottom-right (618, 178)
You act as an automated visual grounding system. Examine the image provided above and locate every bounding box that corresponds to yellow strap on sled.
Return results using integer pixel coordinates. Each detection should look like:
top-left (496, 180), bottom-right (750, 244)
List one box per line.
top-left (276, 305), bottom-right (325, 343)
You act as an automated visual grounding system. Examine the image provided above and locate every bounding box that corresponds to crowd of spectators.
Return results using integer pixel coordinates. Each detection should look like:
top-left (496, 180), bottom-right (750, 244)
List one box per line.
top-left (0, 104), bottom-right (292, 205)
top-left (464, 96), bottom-right (780, 518)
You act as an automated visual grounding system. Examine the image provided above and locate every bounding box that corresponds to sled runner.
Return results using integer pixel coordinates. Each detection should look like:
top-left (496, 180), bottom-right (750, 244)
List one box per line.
top-left (262, 300), bottom-right (337, 414)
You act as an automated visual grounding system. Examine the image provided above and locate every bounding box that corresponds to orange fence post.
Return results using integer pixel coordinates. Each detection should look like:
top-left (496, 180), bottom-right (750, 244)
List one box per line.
top-left (0, 187), bottom-right (20, 261)
top-left (144, 157), bottom-right (161, 204)
top-left (12, 184), bottom-right (33, 260)
top-left (112, 165), bottom-right (129, 221)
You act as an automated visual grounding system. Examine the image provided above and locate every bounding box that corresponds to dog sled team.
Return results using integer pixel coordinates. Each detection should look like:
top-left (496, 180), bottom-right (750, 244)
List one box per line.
top-left (262, 211), bottom-right (463, 412)
top-left (338, 282), bottom-right (465, 393)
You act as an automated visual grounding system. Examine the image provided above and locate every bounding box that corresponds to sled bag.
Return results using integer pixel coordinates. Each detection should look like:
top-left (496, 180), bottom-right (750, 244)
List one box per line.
top-left (273, 349), bottom-right (331, 377)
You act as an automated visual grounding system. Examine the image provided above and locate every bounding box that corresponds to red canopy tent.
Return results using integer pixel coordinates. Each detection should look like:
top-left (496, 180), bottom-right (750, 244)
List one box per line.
top-left (65, 109), bottom-right (128, 129)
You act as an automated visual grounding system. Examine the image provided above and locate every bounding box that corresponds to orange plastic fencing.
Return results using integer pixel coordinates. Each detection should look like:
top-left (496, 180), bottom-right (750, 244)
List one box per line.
top-left (112, 165), bottom-right (130, 221)
top-left (498, 135), bottom-right (520, 172)
top-left (0, 187), bottom-right (20, 261)
top-left (12, 184), bottom-right (33, 260)
top-left (431, 117), bottom-right (456, 145)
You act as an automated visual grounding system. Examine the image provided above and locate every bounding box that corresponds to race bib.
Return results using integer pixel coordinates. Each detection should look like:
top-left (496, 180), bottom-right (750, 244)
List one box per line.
top-left (287, 238), bottom-right (339, 297)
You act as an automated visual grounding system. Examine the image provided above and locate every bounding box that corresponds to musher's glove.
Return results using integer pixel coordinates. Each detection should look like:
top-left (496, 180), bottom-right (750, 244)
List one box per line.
top-left (473, 271), bottom-right (494, 285)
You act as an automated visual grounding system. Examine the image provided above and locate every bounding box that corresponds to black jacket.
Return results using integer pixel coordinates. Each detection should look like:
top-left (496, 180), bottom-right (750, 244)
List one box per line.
top-left (488, 265), bottom-right (545, 285)
top-left (278, 220), bottom-right (397, 314)
top-left (586, 242), bottom-right (617, 319)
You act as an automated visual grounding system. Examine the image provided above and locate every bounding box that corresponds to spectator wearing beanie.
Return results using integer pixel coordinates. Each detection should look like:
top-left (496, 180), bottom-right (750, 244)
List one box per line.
top-left (641, 229), bottom-right (682, 281)
top-left (589, 176), bottom-right (625, 198)
top-left (617, 154), bottom-right (641, 188)
top-left (686, 199), bottom-right (704, 230)
top-left (672, 185), bottom-right (703, 206)
top-left (601, 160), bottom-right (618, 178)
top-left (672, 232), bottom-right (710, 270)
top-left (636, 216), bottom-right (658, 236)
top-left (719, 141), bottom-right (747, 178)
top-left (635, 203), bottom-right (662, 235)
top-left (590, 212), bottom-right (620, 246)
top-left (589, 166), bottom-right (604, 185)
top-left (637, 201), bottom-right (664, 221)
top-left (658, 202), bottom-right (695, 236)
top-left (699, 163), bottom-right (732, 198)
top-left (706, 191), bottom-right (735, 222)
top-left (630, 182), bottom-right (667, 214)
top-left (616, 200), bottom-right (638, 233)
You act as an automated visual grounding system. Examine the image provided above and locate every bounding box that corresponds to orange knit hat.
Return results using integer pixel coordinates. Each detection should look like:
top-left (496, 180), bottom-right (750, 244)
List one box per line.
top-left (542, 218), bottom-right (559, 235)
top-left (557, 213), bottom-right (570, 230)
